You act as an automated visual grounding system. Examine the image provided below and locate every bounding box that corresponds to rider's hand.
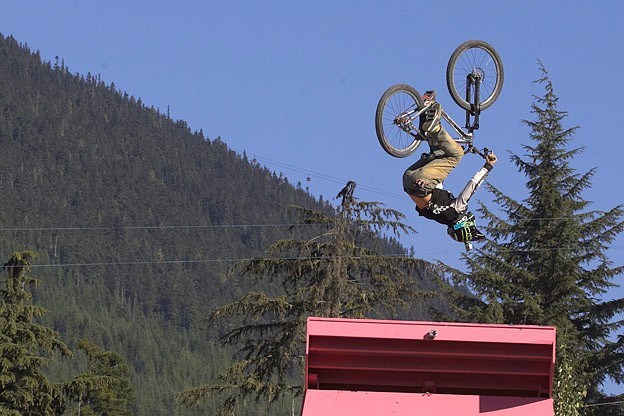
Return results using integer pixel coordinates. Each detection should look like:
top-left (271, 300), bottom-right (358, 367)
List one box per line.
top-left (486, 152), bottom-right (497, 164)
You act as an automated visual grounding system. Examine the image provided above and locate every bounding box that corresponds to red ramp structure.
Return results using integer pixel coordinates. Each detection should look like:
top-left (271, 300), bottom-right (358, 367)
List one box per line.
top-left (301, 318), bottom-right (556, 416)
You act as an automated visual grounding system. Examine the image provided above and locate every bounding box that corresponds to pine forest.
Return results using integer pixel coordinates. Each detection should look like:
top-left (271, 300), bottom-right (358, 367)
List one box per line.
top-left (0, 33), bottom-right (440, 415)
top-left (1, 32), bottom-right (622, 416)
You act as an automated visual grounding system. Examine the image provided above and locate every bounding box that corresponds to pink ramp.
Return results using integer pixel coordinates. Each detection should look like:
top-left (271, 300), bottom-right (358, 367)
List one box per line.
top-left (301, 318), bottom-right (556, 416)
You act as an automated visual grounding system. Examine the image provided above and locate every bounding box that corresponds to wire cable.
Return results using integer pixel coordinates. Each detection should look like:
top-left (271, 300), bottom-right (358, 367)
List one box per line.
top-left (2, 253), bottom-right (414, 269)
top-left (231, 146), bottom-right (406, 200)
top-left (0, 223), bottom-right (317, 232)
top-left (584, 399), bottom-right (624, 407)
top-left (0, 222), bottom-right (621, 253)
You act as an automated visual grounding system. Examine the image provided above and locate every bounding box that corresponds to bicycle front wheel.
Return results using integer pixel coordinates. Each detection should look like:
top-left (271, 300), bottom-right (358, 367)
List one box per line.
top-left (446, 40), bottom-right (504, 111)
top-left (375, 84), bottom-right (425, 158)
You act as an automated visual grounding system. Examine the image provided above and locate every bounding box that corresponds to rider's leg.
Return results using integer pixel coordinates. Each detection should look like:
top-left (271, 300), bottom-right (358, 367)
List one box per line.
top-left (402, 125), bottom-right (464, 197)
top-left (420, 100), bottom-right (442, 134)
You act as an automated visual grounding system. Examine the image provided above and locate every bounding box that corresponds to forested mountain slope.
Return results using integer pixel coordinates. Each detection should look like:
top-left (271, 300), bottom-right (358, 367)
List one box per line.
top-left (0, 33), bottom-right (438, 414)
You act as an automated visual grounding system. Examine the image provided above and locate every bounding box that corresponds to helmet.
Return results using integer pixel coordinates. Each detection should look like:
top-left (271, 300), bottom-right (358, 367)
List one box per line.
top-left (447, 212), bottom-right (486, 243)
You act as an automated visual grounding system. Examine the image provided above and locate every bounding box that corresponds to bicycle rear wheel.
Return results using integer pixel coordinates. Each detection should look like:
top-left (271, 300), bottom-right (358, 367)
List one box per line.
top-left (375, 84), bottom-right (425, 158)
top-left (446, 40), bottom-right (504, 111)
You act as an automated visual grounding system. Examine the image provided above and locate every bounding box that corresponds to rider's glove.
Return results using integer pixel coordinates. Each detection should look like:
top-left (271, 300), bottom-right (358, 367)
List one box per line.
top-left (484, 153), bottom-right (497, 170)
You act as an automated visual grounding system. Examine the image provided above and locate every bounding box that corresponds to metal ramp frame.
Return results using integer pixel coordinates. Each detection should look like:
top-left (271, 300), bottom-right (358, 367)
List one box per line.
top-left (300, 317), bottom-right (556, 416)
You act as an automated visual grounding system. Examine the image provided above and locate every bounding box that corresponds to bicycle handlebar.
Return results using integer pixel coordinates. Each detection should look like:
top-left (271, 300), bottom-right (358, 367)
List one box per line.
top-left (467, 146), bottom-right (494, 161)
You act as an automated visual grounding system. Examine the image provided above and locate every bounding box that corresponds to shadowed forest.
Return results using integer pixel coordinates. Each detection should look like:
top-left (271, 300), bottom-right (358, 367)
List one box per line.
top-left (0, 33), bottom-right (441, 415)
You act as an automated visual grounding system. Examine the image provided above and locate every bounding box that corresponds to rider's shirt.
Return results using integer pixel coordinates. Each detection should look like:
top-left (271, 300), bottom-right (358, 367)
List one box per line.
top-left (415, 188), bottom-right (460, 226)
top-left (415, 162), bottom-right (494, 226)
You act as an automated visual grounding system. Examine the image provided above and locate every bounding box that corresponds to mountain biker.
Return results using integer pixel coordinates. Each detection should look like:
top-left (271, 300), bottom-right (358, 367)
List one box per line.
top-left (402, 90), bottom-right (497, 243)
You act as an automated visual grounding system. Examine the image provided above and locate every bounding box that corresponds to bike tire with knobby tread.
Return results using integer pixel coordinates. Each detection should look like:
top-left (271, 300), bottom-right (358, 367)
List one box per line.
top-left (446, 40), bottom-right (504, 111)
top-left (375, 84), bottom-right (425, 158)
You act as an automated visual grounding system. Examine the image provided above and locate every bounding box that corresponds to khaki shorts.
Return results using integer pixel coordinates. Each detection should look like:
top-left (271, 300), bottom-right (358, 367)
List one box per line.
top-left (402, 126), bottom-right (464, 197)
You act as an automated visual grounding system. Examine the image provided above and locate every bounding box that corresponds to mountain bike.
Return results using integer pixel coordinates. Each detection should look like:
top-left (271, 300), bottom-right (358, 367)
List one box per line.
top-left (375, 40), bottom-right (504, 160)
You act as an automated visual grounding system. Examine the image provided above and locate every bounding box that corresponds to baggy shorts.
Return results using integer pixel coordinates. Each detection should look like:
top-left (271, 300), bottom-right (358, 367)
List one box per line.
top-left (402, 126), bottom-right (464, 197)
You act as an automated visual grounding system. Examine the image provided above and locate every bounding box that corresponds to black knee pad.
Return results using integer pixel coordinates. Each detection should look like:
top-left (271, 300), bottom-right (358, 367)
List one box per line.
top-left (406, 178), bottom-right (431, 197)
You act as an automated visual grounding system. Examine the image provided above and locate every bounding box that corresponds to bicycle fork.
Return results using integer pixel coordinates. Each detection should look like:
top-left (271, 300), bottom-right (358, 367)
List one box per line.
top-left (465, 73), bottom-right (482, 131)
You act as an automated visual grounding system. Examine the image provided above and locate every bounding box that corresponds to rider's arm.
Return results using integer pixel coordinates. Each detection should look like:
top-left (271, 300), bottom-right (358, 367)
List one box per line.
top-left (451, 152), bottom-right (497, 214)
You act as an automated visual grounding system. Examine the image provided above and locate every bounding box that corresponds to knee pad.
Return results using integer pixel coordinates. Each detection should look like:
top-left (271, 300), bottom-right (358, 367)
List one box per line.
top-left (410, 179), bottom-right (431, 197)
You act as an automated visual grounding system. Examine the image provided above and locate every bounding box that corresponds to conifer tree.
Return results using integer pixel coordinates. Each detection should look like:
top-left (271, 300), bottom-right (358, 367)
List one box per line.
top-left (0, 251), bottom-right (71, 415)
top-left (62, 338), bottom-right (135, 416)
top-left (177, 182), bottom-right (434, 415)
top-left (436, 63), bottom-right (624, 415)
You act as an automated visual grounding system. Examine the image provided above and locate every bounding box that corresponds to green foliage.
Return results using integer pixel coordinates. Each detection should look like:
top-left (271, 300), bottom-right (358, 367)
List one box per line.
top-left (553, 345), bottom-right (587, 416)
top-left (178, 182), bottom-right (435, 415)
top-left (63, 338), bottom-right (135, 415)
top-left (435, 63), bottom-right (624, 414)
top-left (0, 32), bottom-right (335, 415)
top-left (0, 251), bottom-right (70, 415)
top-left (0, 32), bottom-right (437, 415)
top-left (1, 252), bottom-right (139, 415)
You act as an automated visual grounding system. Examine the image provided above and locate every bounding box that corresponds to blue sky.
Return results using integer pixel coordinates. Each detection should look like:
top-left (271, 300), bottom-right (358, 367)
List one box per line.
top-left (1, 1), bottom-right (623, 395)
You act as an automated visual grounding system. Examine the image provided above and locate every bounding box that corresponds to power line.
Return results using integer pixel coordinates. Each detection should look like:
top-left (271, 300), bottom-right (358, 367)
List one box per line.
top-left (3, 253), bottom-right (413, 269)
top-left (0, 223), bottom-right (317, 232)
top-left (236, 145), bottom-right (624, 219)
top-left (5, 241), bottom-right (624, 269)
top-left (0, 222), bottom-right (622, 254)
top-left (584, 400), bottom-right (624, 407)
top-left (2, 217), bottom-right (619, 233)
top-left (232, 147), bottom-right (406, 200)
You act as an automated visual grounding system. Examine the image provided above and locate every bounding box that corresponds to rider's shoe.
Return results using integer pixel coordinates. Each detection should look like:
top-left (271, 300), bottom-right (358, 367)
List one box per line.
top-left (422, 90), bottom-right (437, 102)
top-left (420, 101), bottom-right (442, 134)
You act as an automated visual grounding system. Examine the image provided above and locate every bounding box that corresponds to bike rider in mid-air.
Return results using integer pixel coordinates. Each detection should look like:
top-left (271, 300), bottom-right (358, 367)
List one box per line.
top-left (402, 90), bottom-right (497, 244)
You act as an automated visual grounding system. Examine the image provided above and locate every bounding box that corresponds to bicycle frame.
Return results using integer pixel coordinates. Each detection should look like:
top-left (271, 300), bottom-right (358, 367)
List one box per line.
top-left (399, 73), bottom-right (484, 153)
top-left (399, 102), bottom-right (474, 147)
top-left (441, 108), bottom-right (473, 146)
